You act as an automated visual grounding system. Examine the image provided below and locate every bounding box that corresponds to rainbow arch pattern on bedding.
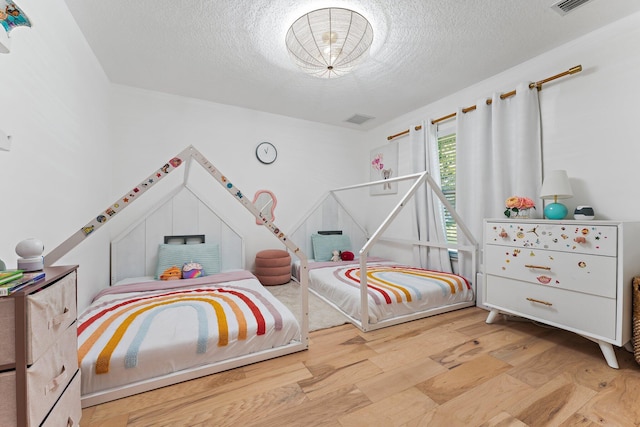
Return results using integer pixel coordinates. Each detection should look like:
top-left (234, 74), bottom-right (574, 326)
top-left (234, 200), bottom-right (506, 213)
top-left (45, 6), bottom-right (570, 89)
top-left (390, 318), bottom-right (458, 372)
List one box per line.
top-left (333, 265), bottom-right (471, 305)
top-left (78, 285), bottom-right (285, 376)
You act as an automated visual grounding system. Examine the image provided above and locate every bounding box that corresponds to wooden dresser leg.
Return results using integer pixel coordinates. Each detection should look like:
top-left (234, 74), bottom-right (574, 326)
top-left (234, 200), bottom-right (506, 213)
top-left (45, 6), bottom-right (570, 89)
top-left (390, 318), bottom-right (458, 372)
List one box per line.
top-left (598, 341), bottom-right (619, 369)
top-left (486, 309), bottom-right (500, 324)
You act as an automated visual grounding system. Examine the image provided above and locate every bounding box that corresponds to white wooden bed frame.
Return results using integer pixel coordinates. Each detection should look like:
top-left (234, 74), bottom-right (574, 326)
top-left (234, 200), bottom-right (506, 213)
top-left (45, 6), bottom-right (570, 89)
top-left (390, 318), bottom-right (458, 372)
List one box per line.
top-left (290, 171), bottom-right (478, 332)
top-left (44, 146), bottom-right (310, 407)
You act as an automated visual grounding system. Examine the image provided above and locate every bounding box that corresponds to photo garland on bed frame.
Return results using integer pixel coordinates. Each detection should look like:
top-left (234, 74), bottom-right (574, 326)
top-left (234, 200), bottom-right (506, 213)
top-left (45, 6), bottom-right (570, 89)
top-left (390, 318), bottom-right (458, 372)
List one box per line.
top-left (44, 145), bottom-right (308, 273)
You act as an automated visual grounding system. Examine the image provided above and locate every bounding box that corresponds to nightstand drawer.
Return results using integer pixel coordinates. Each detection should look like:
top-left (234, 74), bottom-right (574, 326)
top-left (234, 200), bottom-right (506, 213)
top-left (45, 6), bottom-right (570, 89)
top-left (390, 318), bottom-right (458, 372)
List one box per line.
top-left (485, 221), bottom-right (617, 256)
top-left (27, 271), bottom-right (77, 364)
top-left (485, 244), bottom-right (617, 298)
top-left (0, 271), bottom-right (77, 366)
top-left (0, 325), bottom-right (78, 426)
top-left (27, 324), bottom-right (78, 426)
top-left (0, 370), bottom-right (17, 426)
top-left (41, 369), bottom-right (81, 427)
top-left (485, 275), bottom-right (616, 340)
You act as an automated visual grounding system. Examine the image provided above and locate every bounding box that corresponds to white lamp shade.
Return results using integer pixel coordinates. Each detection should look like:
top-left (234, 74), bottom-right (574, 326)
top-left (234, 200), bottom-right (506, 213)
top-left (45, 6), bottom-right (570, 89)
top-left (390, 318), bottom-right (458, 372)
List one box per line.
top-left (540, 170), bottom-right (573, 200)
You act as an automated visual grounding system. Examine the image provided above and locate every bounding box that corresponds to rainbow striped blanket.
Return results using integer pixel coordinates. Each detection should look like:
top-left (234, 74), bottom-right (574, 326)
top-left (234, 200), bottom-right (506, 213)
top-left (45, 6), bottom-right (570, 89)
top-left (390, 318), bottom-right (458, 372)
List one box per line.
top-left (332, 264), bottom-right (471, 305)
top-left (308, 262), bottom-right (474, 323)
top-left (78, 275), bottom-right (300, 395)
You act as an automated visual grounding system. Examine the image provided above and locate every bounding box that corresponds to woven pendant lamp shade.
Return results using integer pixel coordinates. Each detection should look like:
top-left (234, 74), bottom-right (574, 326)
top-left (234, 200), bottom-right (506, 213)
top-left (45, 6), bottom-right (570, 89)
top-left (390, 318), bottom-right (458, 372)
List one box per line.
top-left (285, 8), bottom-right (374, 79)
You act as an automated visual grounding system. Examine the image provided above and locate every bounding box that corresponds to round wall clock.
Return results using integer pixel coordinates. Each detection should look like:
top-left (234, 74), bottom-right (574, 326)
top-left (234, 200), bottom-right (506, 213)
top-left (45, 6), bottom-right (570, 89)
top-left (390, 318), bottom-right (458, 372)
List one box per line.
top-left (256, 141), bottom-right (277, 164)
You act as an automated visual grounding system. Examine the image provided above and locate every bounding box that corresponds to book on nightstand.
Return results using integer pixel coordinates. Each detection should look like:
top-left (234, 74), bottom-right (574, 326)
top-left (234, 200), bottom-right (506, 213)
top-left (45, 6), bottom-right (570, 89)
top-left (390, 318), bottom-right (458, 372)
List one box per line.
top-left (0, 271), bottom-right (45, 296)
top-left (0, 269), bottom-right (23, 285)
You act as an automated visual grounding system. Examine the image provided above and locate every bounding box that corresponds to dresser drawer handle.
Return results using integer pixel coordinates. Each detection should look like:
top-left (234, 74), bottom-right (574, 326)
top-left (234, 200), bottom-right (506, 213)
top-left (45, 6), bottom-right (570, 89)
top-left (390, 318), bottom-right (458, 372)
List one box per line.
top-left (45, 365), bottom-right (68, 395)
top-left (67, 416), bottom-right (77, 427)
top-left (48, 307), bottom-right (70, 329)
top-left (524, 264), bottom-right (551, 270)
top-left (526, 297), bottom-right (553, 306)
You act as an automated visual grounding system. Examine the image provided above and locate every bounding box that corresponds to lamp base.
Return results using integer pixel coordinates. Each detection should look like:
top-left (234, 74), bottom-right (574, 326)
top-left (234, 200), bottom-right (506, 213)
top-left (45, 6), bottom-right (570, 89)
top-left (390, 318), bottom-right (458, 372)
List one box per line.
top-left (544, 203), bottom-right (568, 220)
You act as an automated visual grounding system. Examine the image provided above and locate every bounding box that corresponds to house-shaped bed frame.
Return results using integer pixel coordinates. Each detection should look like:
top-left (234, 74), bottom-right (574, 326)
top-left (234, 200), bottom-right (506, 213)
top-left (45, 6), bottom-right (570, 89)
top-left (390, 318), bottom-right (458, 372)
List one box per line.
top-left (44, 145), bottom-right (310, 406)
top-left (290, 171), bottom-right (478, 331)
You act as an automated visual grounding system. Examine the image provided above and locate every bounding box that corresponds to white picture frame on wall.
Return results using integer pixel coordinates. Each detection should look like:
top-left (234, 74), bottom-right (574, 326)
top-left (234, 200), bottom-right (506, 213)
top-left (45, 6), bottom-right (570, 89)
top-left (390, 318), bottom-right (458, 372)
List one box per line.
top-left (369, 143), bottom-right (398, 195)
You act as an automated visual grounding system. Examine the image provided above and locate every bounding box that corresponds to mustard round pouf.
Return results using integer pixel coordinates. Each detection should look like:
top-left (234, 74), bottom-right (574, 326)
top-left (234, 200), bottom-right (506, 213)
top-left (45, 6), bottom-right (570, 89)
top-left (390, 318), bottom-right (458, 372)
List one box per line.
top-left (254, 249), bottom-right (291, 286)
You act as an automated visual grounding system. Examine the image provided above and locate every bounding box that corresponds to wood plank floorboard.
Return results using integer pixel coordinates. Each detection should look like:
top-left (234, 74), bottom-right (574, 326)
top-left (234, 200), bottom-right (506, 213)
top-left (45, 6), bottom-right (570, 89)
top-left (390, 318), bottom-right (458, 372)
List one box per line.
top-left (80, 307), bottom-right (640, 426)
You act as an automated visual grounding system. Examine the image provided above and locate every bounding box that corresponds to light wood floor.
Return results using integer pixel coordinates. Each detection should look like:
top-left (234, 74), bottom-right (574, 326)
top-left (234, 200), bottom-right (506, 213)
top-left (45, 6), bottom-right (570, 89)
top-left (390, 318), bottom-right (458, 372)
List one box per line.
top-left (80, 307), bottom-right (640, 426)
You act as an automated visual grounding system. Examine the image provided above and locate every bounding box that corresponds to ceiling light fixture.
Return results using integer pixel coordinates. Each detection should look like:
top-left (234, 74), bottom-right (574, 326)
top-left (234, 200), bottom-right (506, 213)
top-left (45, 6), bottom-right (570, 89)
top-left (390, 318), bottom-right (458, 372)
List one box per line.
top-left (285, 8), bottom-right (374, 79)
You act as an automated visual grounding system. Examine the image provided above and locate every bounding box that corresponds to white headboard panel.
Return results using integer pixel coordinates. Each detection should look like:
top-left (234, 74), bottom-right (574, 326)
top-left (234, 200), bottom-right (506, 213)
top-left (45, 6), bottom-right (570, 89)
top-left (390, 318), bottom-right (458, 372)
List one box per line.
top-left (290, 193), bottom-right (368, 259)
top-left (111, 185), bottom-right (244, 285)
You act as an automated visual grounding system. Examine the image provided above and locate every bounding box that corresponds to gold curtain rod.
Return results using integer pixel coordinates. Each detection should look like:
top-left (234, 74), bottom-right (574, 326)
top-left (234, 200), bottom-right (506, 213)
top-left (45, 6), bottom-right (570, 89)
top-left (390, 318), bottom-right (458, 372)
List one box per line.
top-left (386, 64), bottom-right (582, 141)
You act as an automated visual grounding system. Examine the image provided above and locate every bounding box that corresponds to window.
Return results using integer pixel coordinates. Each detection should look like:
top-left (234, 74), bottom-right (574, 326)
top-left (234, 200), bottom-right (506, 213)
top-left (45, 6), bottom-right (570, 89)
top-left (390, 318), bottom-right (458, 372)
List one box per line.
top-left (437, 131), bottom-right (457, 245)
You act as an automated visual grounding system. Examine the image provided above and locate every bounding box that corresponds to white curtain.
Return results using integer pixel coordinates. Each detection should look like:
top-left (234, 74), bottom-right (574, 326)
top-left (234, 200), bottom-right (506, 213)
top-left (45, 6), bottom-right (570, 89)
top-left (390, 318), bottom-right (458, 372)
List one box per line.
top-left (456, 82), bottom-right (542, 276)
top-left (410, 122), bottom-right (452, 272)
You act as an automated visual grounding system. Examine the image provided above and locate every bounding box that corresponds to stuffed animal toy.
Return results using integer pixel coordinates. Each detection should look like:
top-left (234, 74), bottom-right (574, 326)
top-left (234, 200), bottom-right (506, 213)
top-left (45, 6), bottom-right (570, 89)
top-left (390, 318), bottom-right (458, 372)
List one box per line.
top-left (160, 266), bottom-right (182, 280)
top-left (331, 250), bottom-right (341, 262)
top-left (340, 251), bottom-right (355, 261)
top-left (182, 261), bottom-right (203, 279)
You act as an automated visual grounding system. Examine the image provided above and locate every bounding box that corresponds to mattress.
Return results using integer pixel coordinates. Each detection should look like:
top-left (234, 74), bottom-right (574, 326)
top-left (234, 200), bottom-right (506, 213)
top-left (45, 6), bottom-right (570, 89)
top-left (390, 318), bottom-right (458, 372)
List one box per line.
top-left (298, 260), bottom-right (474, 324)
top-left (78, 271), bottom-right (300, 396)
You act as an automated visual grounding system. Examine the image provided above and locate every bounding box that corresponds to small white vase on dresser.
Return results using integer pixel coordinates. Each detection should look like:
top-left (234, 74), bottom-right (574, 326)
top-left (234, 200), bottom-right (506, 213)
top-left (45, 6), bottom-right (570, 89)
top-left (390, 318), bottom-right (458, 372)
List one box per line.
top-left (483, 219), bottom-right (640, 368)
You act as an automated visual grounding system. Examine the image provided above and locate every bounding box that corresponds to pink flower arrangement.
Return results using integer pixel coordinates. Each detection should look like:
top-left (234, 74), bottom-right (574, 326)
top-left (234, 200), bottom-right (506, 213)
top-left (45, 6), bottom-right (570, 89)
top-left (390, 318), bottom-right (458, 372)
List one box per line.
top-left (504, 196), bottom-right (536, 218)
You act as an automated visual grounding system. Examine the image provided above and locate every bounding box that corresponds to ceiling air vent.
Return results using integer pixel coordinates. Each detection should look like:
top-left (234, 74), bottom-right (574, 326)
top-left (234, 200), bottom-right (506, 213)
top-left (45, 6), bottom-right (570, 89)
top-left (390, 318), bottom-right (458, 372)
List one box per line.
top-left (345, 114), bottom-right (374, 125)
top-left (550, 0), bottom-right (594, 16)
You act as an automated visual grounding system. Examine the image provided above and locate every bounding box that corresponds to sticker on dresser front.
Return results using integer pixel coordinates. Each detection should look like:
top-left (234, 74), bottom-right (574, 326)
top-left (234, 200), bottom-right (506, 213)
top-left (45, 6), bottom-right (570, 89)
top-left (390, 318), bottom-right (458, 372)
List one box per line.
top-left (485, 222), bottom-right (617, 256)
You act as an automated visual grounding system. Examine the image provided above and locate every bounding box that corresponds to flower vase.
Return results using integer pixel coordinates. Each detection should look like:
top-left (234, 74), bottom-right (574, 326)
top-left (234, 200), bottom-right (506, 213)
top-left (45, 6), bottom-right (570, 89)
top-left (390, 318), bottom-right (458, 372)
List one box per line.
top-left (514, 208), bottom-right (530, 219)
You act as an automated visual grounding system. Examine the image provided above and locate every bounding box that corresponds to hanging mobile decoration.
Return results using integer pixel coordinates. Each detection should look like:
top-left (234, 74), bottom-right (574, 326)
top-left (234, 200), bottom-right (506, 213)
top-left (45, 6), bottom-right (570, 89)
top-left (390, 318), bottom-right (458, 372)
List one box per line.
top-left (0, 1), bottom-right (32, 53)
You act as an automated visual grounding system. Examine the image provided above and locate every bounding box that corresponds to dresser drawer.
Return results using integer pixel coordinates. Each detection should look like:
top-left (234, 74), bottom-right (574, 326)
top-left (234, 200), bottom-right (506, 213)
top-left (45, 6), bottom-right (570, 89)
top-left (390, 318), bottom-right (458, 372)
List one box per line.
top-left (485, 221), bottom-right (617, 256)
top-left (485, 275), bottom-right (616, 340)
top-left (485, 244), bottom-right (617, 298)
top-left (41, 370), bottom-right (81, 427)
top-left (27, 324), bottom-right (78, 426)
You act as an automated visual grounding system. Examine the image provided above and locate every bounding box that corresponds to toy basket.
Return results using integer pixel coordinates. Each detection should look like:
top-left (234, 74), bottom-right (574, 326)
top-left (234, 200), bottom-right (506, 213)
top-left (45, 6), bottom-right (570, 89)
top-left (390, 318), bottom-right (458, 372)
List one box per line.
top-left (633, 276), bottom-right (640, 365)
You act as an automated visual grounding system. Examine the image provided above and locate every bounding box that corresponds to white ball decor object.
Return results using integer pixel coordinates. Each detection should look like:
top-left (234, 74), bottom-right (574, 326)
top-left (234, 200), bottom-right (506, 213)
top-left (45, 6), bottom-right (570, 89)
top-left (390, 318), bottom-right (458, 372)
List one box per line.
top-left (16, 238), bottom-right (45, 271)
top-left (573, 206), bottom-right (595, 220)
top-left (16, 238), bottom-right (44, 258)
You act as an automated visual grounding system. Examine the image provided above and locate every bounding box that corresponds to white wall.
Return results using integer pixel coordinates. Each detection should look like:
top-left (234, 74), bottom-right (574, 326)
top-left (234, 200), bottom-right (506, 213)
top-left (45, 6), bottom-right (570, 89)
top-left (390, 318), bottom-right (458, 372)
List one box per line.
top-left (4, 4), bottom-right (638, 311)
top-left (108, 85), bottom-right (366, 274)
top-left (0, 0), bottom-right (111, 309)
top-left (366, 11), bottom-right (640, 226)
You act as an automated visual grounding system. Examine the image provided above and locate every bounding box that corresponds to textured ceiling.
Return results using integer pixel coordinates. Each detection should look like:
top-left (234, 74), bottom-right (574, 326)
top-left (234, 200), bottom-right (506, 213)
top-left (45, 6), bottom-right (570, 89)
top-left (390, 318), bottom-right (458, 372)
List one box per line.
top-left (64, 0), bottom-right (640, 130)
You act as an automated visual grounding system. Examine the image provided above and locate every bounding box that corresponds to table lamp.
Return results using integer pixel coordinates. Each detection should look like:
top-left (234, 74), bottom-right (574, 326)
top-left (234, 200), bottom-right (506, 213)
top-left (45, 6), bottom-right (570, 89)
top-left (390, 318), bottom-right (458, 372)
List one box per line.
top-left (540, 170), bottom-right (573, 219)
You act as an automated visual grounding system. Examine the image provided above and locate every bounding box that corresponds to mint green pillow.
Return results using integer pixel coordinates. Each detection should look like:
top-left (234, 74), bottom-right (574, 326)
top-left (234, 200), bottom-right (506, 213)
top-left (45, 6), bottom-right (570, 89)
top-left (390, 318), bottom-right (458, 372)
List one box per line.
top-left (155, 243), bottom-right (220, 279)
top-left (311, 234), bottom-right (351, 261)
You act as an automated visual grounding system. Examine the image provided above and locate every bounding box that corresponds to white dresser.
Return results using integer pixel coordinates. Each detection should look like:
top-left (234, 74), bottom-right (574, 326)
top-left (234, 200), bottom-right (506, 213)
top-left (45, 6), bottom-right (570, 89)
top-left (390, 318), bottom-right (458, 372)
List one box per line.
top-left (483, 219), bottom-right (640, 368)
